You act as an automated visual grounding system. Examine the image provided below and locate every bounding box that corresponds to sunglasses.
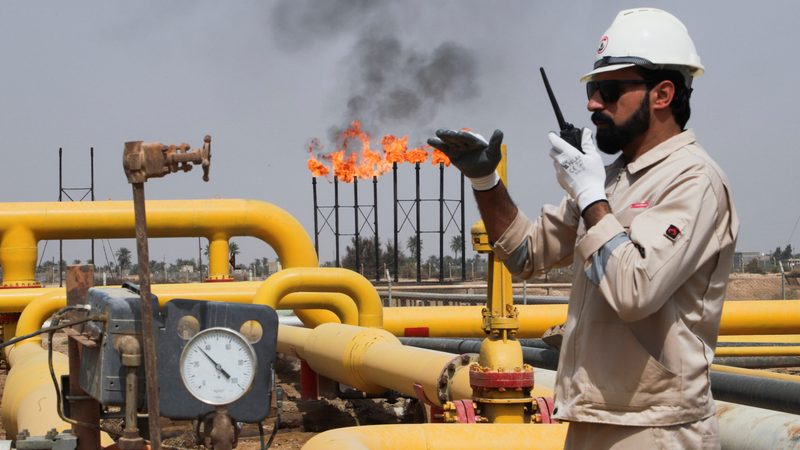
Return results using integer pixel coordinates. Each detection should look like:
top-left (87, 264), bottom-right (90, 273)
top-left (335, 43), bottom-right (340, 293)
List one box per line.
top-left (586, 79), bottom-right (652, 103)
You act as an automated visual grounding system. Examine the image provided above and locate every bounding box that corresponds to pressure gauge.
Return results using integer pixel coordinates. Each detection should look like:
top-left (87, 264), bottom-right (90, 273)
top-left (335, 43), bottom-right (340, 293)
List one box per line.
top-left (179, 327), bottom-right (257, 405)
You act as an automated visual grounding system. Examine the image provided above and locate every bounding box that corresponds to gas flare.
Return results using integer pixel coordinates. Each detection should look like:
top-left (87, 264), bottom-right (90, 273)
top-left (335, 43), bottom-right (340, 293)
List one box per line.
top-left (307, 121), bottom-right (451, 181)
top-left (306, 138), bottom-right (330, 177)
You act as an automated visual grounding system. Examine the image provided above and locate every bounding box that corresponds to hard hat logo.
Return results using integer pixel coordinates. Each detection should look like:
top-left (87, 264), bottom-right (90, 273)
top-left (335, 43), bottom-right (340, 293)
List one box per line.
top-left (597, 36), bottom-right (608, 55)
top-left (580, 8), bottom-right (705, 83)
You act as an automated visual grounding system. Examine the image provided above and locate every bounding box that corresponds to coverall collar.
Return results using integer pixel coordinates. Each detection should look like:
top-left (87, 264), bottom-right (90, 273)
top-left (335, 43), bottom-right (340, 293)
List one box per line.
top-left (624, 129), bottom-right (697, 175)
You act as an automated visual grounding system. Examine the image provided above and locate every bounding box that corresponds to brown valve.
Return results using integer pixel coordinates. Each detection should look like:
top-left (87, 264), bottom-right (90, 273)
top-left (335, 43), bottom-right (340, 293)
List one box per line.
top-left (123, 135), bottom-right (211, 184)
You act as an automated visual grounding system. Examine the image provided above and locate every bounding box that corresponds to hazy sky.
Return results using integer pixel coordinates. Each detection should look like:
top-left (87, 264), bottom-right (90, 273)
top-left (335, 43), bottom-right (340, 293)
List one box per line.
top-left (0, 1), bottom-right (796, 267)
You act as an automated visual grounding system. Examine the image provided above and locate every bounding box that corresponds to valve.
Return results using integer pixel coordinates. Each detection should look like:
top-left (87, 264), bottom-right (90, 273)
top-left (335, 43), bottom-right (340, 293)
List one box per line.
top-left (123, 135), bottom-right (211, 184)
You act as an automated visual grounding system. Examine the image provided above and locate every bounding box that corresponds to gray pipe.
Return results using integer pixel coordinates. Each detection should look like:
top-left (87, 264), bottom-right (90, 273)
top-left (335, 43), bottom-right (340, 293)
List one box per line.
top-left (710, 371), bottom-right (800, 414)
top-left (399, 338), bottom-right (560, 370)
top-left (712, 356), bottom-right (800, 369)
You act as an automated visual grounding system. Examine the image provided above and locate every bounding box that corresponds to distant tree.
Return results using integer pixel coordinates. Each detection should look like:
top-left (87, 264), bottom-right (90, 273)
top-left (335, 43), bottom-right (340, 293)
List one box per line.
top-left (381, 240), bottom-right (403, 275)
top-left (229, 241), bottom-right (240, 269)
top-left (261, 257), bottom-right (270, 275)
top-left (342, 236), bottom-right (381, 278)
top-left (744, 257), bottom-right (763, 274)
top-left (450, 234), bottom-right (463, 258)
top-left (72, 259), bottom-right (81, 265)
top-left (782, 244), bottom-right (794, 261)
top-left (406, 235), bottom-right (422, 260)
top-left (425, 254), bottom-right (440, 278)
top-left (773, 246), bottom-right (782, 260)
top-left (115, 247), bottom-right (132, 274)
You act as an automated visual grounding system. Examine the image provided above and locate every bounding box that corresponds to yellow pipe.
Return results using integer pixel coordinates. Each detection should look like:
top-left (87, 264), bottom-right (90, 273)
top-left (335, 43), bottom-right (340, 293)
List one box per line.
top-left (254, 267), bottom-right (383, 328)
top-left (12, 289), bottom-right (361, 348)
top-left (8, 285), bottom-right (799, 340)
top-left (278, 324), bottom-right (472, 406)
top-left (382, 301), bottom-right (800, 338)
top-left (5, 289), bottom-right (354, 445)
top-left (382, 305), bottom-right (565, 338)
top-left (0, 287), bottom-right (61, 312)
top-left (1, 343), bottom-right (70, 437)
top-left (711, 364), bottom-right (800, 383)
top-left (0, 199), bottom-right (337, 327)
top-left (0, 226), bottom-right (38, 287)
top-left (719, 334), bottom-right (800, 343)
top-left (302, 423), bottom-right (569, 450)
top-left (1, 343), bottom-right (114, 445)
top-left (11, 290), bottom-right (66, 349)
top-left (0, 199), bottom-right (318, 280)
top-left (714, 346), bottom-right (800, 357)
top-left (281, 292), bottom-right (358, 325)
top-left (207, 235), bottom-right (233, 281)
top-left (719, 300), bottom-right (800, 335)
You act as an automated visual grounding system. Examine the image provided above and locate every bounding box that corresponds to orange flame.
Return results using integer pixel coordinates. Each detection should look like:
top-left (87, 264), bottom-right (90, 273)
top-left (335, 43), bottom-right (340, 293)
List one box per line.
top-left (405, 145), bottom-right (428, 164)
top-left (307, 120), bottom-right (451, 182)
top-left (307, 138), bottom-right (329, 177)
top-left (431, 149), bottom-right (451, 166)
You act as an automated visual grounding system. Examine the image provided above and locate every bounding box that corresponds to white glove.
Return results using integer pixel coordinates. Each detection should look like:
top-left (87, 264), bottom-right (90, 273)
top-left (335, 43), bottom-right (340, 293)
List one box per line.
top-left (548, 128), bottom-right (607, 212)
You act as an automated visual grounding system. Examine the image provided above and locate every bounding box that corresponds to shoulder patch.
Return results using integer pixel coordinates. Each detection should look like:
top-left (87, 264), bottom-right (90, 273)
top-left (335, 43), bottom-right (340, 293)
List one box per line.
top-left (664, 224), bottom-right (681, 241)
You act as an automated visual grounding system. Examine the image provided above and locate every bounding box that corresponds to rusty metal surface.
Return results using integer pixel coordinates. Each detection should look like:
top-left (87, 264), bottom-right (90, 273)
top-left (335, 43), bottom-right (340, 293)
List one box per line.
top-left (65, 265), bottom-right (93, 307)
top-left (62, 327), bottom-right (97, 348)
top-left (65, 265), bottom-right (101, 450)
top-left (131, 183), bottom-right (162, 450)
top-left (123, 136), bottom-right (210, 184)
top-left (122, 135), bottom-right (211, 450)
top-left (716, 400), bottom-right (800, 450)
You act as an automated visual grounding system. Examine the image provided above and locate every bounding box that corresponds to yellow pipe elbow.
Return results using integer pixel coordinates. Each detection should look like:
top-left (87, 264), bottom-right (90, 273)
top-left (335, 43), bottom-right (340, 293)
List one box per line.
top-left (1, 343), bottom-right (70, 437)
top-left (281, 292), bottom-right (357, 325)
top-left (302, 423), bottom-right (569, 450)
top-left (0, 287), bottom-right (62, 313)
top-left (254, 267), bottom-right (382, 328)
top-left (12, 292), bottom-right (66, 349)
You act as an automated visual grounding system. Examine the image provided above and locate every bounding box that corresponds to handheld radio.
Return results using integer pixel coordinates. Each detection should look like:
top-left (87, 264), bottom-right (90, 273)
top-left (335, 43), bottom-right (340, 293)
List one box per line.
top-left (540, 67), bottom-right (584, 153)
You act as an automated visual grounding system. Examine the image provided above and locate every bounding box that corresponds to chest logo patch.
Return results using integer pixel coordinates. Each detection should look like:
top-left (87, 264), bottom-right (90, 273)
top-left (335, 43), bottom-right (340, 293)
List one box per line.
top-left (630, 200), bottom-right (650, 209)
top-left (665, 224), bottom-right (681, 241)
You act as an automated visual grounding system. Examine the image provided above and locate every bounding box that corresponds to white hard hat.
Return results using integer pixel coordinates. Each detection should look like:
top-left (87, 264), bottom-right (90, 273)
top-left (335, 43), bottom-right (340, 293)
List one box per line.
top-left (580, 8), bottom-right (704, 83)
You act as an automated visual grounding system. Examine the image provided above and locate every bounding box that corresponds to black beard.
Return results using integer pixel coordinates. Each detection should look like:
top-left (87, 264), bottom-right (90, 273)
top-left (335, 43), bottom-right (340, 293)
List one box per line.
top-left (593, 94), bottom-right (650, 155)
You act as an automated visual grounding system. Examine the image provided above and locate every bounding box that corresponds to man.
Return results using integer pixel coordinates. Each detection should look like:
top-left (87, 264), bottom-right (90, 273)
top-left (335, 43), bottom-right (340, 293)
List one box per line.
top-left (428, 8), bottom-right (738, 449)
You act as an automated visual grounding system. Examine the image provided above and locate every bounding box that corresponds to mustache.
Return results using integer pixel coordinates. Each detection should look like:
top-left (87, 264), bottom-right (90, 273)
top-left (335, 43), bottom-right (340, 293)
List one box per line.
top-left (591, 111), bottom-right (614, 126)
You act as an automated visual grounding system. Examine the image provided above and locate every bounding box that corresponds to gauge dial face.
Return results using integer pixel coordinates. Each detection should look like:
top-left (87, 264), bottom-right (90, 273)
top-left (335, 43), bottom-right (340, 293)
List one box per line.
top-left (179, 327), bottom-right (257, 405)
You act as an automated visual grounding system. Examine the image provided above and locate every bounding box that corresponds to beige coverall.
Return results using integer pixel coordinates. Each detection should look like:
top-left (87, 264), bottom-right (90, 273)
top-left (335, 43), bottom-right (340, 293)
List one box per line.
top-left (494, 130), bottom-right (739, 449)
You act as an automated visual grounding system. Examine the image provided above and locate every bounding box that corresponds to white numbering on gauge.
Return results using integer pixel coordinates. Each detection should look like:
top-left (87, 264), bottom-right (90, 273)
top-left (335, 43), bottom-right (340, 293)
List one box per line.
top-left (179, 327), bottom-right (257, 405)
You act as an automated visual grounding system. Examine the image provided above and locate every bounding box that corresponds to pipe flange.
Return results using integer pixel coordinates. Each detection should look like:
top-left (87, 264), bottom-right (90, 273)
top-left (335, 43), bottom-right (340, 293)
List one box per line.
top-left (0, 313), bottom-right (21, 325)
top-left (469, 364), bottom-right (535, 390)
top-left (436, 353), bottom-right (479, 404)
top-left (204, 276), bottom-right (235, 283)
top-left (0, 282), bottom-right (42, 289)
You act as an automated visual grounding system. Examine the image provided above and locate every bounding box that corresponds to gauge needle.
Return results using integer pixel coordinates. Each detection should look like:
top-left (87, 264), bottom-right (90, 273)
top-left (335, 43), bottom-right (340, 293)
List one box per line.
top-left (198, 348), bottom-right (231, 379)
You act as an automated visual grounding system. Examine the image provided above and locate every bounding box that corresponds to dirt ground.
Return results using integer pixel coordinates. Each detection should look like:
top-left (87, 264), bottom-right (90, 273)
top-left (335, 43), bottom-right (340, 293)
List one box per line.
top-left (0, 273), bottom-right (796, 448)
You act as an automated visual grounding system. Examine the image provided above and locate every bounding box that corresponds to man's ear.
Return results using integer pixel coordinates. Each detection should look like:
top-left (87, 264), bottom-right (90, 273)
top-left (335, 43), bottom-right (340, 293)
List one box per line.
top-left (651, 80), bottom-right (675, 111)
